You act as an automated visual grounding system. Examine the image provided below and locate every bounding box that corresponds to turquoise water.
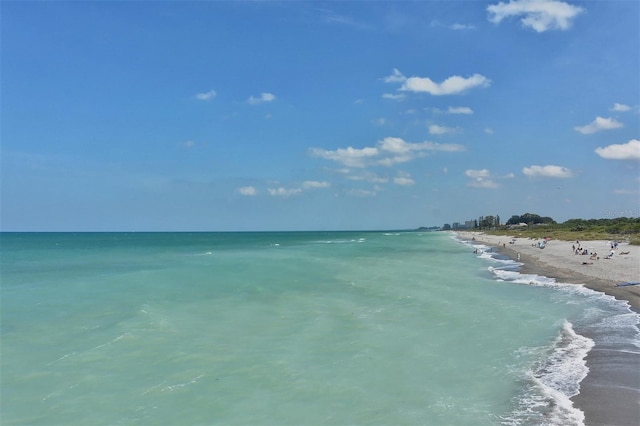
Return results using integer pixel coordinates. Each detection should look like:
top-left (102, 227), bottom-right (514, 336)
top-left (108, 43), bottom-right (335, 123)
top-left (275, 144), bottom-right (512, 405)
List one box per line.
top-left (1, 231), bottom-right (638, 425)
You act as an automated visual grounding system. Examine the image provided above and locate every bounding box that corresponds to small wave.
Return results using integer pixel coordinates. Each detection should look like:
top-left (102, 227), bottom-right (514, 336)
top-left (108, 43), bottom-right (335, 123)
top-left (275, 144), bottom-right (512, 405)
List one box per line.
top-left (316, 238), bottom-right (366, 244)
top-left (503, 321), bottom-right (593, 426)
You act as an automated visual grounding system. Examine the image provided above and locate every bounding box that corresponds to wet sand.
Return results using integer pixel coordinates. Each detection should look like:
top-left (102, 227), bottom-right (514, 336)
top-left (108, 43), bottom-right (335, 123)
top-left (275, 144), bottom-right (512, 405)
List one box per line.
top-left (456, 231), bottom-right (640, 426)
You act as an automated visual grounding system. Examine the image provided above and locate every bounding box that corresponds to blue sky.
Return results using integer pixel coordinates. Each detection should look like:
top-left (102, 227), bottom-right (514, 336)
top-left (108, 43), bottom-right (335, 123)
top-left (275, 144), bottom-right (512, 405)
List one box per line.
top-left (2, 0), bottom-right (639, 231)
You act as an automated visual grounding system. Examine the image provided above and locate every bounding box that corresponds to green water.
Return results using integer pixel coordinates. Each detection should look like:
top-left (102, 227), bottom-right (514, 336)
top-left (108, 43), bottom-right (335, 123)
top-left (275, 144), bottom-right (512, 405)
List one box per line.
top-left (1, 231), bottom-right (636, 425)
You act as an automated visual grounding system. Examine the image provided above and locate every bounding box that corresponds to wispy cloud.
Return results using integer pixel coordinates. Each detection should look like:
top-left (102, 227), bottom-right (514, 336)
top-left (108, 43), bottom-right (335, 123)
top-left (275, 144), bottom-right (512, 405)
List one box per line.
top-left (346, 188), bottom-right (377, 198)
top-left (450, 23), bottom-right (476, 30)
top-left (383, 68), bottom-right (406, 83)
top-left (430, 20), bottom-right (476, 31)
top-left (522, 164), bottom-right (574, 178)
top-left (429, 124), bottom-right (459, 135)
top-left (195, 89), bottom-right (216, 101)
top-left (302, 180), bottom-right (331, 189)
top-left (268, 187), bottom-right (302, 197)
top-left (247, 92), bottom-right (276, 105)
top-left (319, 9), bottom-right (373, 30)
top-left (345, 171), bottom-right (389, 184)
top-left (311, 137), bottom-right (465, 168)
top-left (238, 186), bottom-right (258, 196)
top-left (595, 139), bottom-right (640, 161)
top-left (611, 103), bottom-right (631, 112)
top-left (465, 169), bottom-right (500, 188)
top-left (447, 106), bottom-right (474, 114)
top-left (613, 189), bottom-right (639, 195)
top-left (382, 93), bottom-right (406, 101)
top-left (574, 116), bottom-right (623, 134)
top-left (487, 0), bottom-right (584, 32)
top-left (179, 140), bottom-right (198, 149)
top-left (393, 171), bottom-right (415, 186)
top-left (384, 69), bottom-right (491, 96)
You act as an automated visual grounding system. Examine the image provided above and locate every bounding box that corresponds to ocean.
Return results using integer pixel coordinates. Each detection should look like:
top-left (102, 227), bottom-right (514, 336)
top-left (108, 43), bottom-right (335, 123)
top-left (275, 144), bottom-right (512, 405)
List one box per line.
top-left (1, 231), bottom-right (638, 425)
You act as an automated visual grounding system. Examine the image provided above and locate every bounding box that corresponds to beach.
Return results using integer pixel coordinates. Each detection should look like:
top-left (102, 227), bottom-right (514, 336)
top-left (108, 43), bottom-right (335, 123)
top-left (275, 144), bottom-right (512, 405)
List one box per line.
top-left (456, 231), bottom-right (640, 310)
top-left (456, 231), bottom-right (640, 426)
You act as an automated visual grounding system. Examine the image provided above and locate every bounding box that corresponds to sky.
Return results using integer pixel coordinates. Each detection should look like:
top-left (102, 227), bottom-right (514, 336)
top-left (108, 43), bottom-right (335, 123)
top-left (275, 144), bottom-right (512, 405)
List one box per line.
top-left (1, 0), bottom-right (639, 232)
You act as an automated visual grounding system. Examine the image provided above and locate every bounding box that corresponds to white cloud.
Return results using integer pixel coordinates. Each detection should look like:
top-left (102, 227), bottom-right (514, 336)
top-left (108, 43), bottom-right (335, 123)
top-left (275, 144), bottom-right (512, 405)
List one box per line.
top-left (465, 169), bottom-right (491, 179)
top-left (394, 176), bottom-right (415, 186)
top-left (311, 137), bottom-right (465, 168)
top-left (595, 139), bottom-right (640, 161)
top-left (487, 0), bottom-right (584, 32)
top-left (429, 124), bottom-right (459, 135)
top-left (195, 89), bottom-right (216, 101)
top-left (574, 116), bottom-right (623, 134)
top-left (447, 106), bottom-right (474, 114)
top-left (248, 92), bottom-right (276, 105)
top-left (401, 73), bottom-right (491, 95)
top-left (393, 171), bottom-right (415, 186)
top-left (417, 141), bottom-right (466, 152)
top-left (383, 68), bottom-right (406, 83)
top-left (430, 20), bottom-right (476, 31)
top-left (238, 186), bottom-right (257, 196)
top-left (302, 180), bottom-right (331, 189)
top-left (484, 128), bottom-right (495, 134)
top-left (465, 169), bottom-right (515, 188)
top-left (522, 164), bottom-right (574, 178)
top-left (310, 146), bottom-right (379, 168)
top-left (268, 187), bottom-right (302, 197)
top-left (384, 69), bottom-right (490, 96)
top-left (465, 169), bottom-right (499, 188)
top-left (611, 103), bottom-right (631, 112)
top-left (382, 93), bottom-right (406, 101)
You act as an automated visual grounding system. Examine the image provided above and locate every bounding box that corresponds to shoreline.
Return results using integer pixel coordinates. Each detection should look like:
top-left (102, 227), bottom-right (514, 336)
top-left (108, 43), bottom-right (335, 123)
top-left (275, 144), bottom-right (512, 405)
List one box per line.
top-left (455, 231), bottom-right (640, 311)
top-left (455, 231), bottom-right (640, 426)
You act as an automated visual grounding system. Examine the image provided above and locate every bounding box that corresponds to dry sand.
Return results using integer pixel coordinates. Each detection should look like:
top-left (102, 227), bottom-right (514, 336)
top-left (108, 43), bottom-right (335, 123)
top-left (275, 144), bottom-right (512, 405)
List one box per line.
top-left (456, 231), bottom-right (640, 310)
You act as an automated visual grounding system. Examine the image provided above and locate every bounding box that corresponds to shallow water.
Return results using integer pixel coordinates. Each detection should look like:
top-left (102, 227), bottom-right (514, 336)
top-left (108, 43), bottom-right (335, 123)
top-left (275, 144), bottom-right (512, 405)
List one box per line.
top-left (1, 231), bottom-right (638, 425)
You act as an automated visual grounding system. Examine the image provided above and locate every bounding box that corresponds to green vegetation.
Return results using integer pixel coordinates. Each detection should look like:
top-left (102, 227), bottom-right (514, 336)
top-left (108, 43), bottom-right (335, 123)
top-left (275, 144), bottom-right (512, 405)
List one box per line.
top-left (484, 214), bottom-right (640, 245)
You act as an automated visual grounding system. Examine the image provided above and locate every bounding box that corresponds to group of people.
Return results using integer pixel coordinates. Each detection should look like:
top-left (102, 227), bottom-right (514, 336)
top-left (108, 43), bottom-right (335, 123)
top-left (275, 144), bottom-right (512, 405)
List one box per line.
top-left (574, 240), bottom-right (627, 261)
top-left (573, 240), bottom-right (601, 259)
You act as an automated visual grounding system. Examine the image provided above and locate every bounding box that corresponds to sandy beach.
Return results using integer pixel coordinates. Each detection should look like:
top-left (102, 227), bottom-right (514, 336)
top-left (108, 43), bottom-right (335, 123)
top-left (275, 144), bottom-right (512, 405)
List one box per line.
top-left (456, 231), bottom-right (640, 426)
top-left (456, 231), bottom-right (640, 310)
